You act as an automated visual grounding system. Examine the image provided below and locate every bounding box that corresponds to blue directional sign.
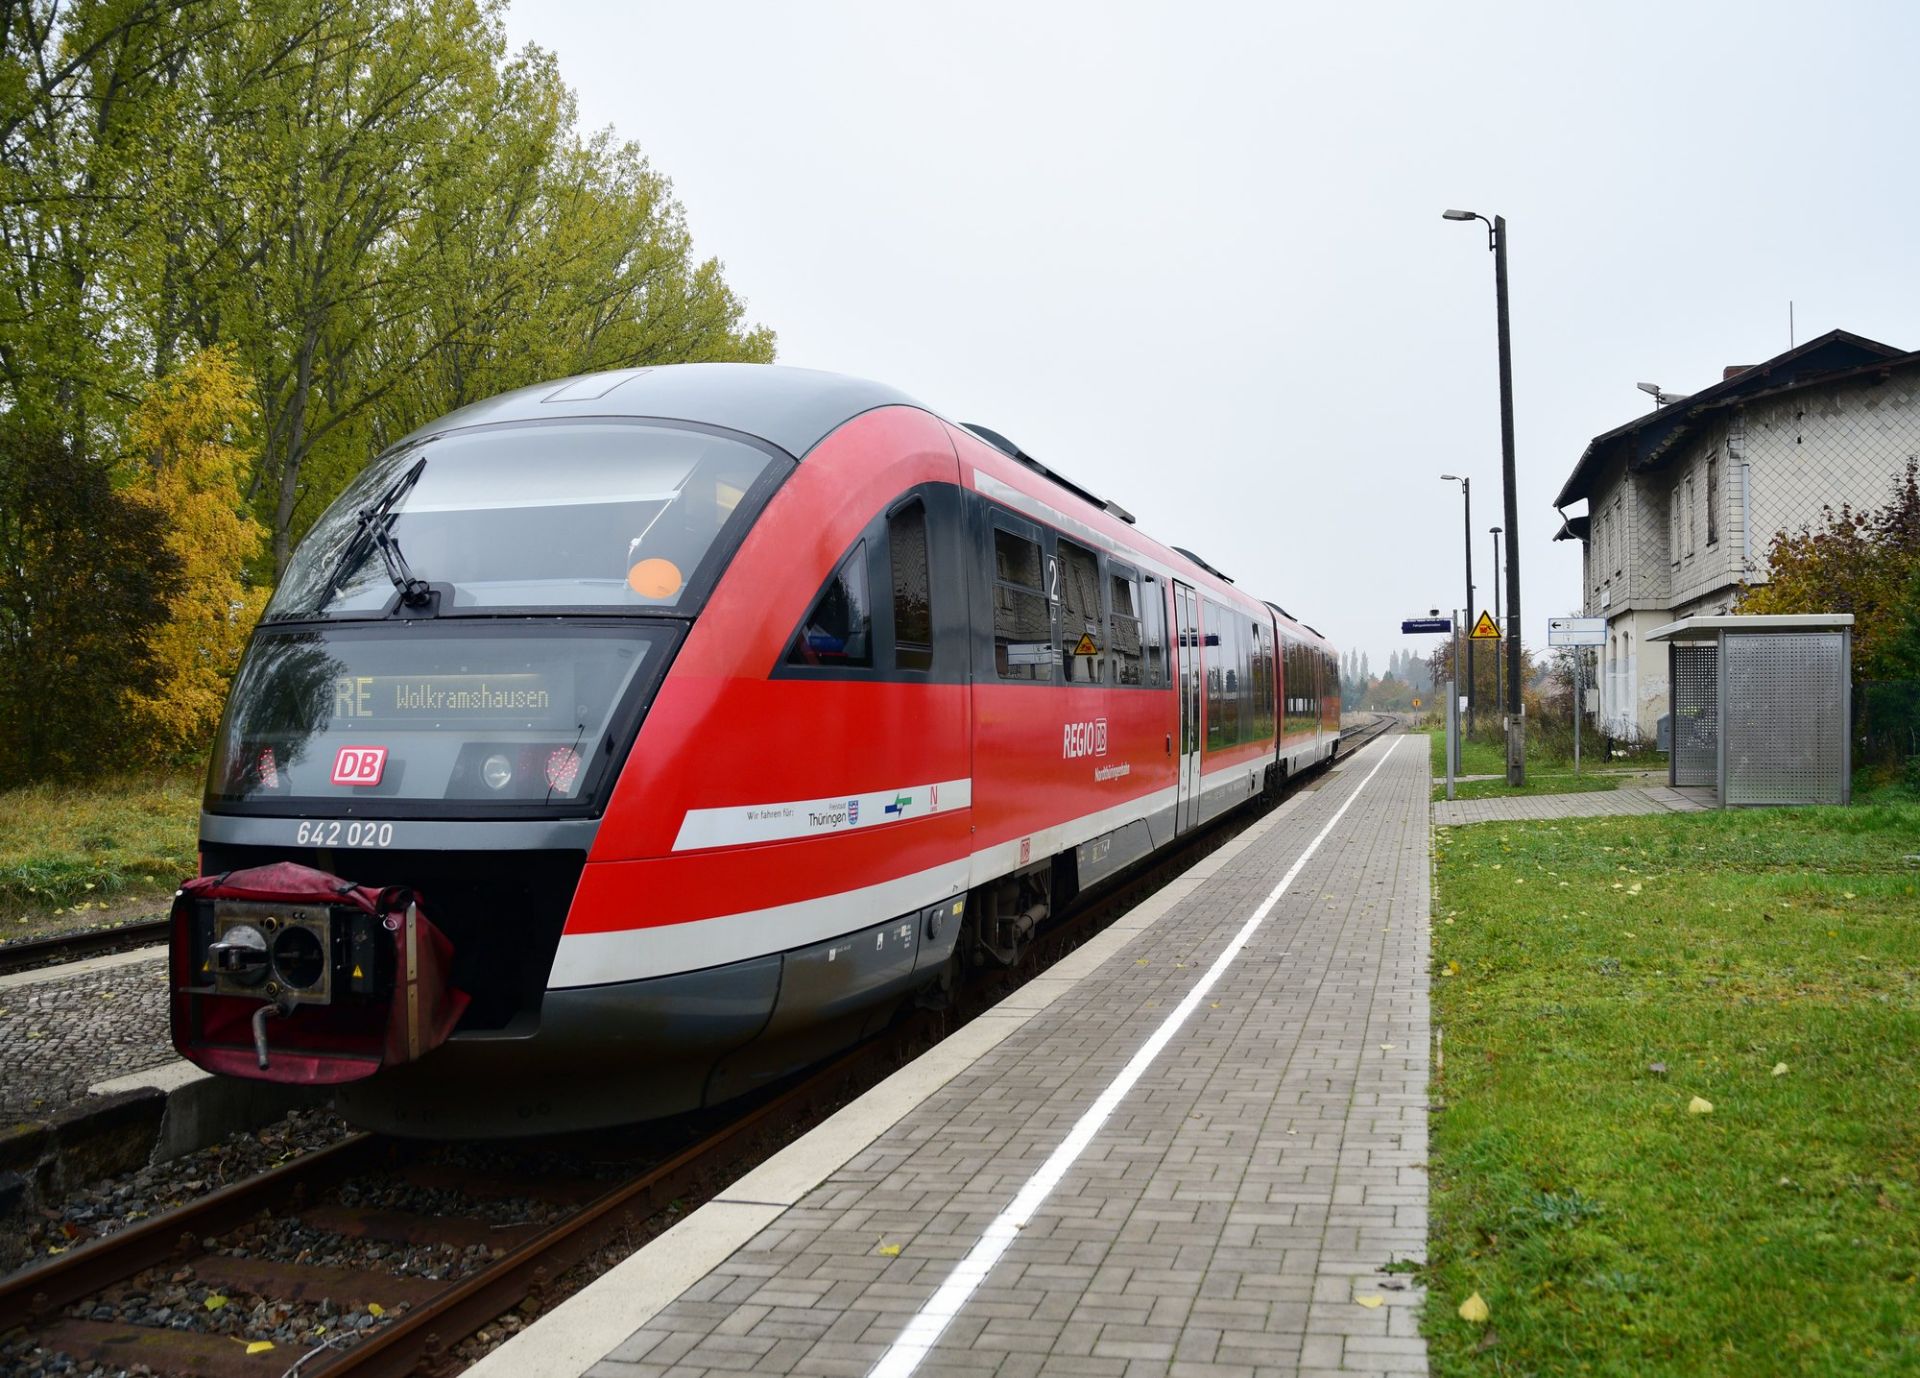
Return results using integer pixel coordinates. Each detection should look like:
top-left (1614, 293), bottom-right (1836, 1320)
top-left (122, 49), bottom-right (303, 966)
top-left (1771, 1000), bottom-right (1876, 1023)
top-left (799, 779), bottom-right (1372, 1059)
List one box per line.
top-left (1401, 617), bottom-right (1453, 634)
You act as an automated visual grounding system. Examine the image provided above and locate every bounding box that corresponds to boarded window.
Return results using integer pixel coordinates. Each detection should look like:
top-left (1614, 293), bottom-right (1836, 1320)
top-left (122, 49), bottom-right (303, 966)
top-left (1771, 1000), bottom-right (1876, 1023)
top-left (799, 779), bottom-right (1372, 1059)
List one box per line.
top-left (889, 500), bottom-right (932, 671)
top-left (992, 526), bottom-right (1051, 681)
top-left (786, 542), bottom-right (871, 668)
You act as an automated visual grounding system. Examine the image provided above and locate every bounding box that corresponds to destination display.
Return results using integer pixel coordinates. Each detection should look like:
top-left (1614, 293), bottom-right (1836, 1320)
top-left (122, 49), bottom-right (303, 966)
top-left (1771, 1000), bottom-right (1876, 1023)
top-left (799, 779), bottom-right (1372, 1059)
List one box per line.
top-left (330, 669), bottom-right (575, 727)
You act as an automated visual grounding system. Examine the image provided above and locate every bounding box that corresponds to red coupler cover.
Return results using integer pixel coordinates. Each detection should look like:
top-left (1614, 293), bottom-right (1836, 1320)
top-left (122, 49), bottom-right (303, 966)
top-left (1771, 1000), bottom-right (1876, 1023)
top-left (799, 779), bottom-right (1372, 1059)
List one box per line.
top-left (170, 862), bottom-right (469, 1085)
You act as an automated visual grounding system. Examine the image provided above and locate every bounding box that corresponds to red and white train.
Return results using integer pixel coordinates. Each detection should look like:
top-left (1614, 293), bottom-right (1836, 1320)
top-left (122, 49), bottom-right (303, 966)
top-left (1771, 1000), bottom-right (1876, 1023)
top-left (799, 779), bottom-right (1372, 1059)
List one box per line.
top-left (172, 365), bottom-right (1340, 1135)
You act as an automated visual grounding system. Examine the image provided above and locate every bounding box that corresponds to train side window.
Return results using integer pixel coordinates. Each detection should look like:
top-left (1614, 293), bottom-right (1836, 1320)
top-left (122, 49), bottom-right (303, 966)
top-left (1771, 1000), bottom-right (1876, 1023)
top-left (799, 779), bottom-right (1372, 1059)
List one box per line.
top-left (1057, 539), bottom-right (1103, 683)
top-left (889, 500), bottom-right (933, 672)
top-left (785, 541), bottom-right (871, 668)
top-left (992, 524), bottom-right (1053, 681)
top-left (1139, 576), bottom-right (1168, 687)
top-left (1251, 623), bottom-right (1271, 738)
top-left (1108, 565), bottom-right (1144, 687)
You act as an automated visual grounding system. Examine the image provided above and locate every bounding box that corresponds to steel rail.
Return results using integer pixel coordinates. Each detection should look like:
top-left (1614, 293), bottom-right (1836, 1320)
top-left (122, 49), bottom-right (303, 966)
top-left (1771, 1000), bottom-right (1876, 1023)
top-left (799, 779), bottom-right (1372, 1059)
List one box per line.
top-left (0, 918), bottom-right (171, 977)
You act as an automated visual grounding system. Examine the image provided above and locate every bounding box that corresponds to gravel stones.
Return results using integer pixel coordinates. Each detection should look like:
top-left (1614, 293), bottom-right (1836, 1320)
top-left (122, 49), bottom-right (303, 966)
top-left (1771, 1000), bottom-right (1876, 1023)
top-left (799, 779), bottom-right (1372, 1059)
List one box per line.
top-left (3, 1107), bottom-right (350, 1275)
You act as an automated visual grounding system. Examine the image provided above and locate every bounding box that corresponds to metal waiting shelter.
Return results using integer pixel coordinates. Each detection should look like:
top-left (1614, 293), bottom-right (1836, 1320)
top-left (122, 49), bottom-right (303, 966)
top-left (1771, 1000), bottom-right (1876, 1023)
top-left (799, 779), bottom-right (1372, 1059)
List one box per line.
top-left (1647, 614), bottom-right (1853, 807)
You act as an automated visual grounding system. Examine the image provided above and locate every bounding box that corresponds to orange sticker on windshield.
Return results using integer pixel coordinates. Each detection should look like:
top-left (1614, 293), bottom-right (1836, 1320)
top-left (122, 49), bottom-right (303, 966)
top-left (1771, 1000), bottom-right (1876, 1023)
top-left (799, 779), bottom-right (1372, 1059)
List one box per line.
top-left (627, 558), bottom-right (684, 599)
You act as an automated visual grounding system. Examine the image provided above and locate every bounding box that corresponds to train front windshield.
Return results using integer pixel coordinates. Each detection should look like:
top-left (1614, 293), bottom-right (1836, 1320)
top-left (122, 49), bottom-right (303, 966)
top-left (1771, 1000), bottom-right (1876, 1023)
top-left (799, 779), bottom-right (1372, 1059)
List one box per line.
top-left (211, 420), bottom-right (783, 814)
top-left (266, 420), bottom-right (782, 619)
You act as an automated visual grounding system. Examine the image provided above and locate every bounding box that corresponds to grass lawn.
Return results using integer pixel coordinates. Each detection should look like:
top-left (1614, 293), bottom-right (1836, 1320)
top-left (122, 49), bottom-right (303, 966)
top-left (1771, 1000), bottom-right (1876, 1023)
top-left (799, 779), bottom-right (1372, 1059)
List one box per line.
top-left (1423, 730), bottom-right (1662, 802)
top-left (0, 773), bottom-right (201, 940)
top-left (1426, 802), bottom-right (1920, 1376)
top-left (1434, 772), bottom-right (1624, 803)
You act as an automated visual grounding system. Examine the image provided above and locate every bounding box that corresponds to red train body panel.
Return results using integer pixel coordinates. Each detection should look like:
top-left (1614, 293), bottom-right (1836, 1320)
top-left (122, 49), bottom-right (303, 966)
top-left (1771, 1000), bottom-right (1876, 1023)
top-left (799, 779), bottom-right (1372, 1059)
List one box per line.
top-left (176, 366), bottom-right (1340, 1134)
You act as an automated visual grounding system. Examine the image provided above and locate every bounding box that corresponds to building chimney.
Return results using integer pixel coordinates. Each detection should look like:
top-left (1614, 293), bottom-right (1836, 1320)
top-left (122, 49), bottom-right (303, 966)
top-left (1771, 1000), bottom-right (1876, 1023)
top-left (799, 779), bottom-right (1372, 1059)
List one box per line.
top-left (1722, 365), bottom-right (1754, 381)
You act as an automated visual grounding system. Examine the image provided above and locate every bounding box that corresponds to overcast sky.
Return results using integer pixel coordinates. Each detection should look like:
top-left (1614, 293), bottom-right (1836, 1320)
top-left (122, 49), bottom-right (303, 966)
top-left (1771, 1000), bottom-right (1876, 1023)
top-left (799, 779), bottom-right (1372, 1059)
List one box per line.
top-left (503, 1), bottom-right (1920, 671)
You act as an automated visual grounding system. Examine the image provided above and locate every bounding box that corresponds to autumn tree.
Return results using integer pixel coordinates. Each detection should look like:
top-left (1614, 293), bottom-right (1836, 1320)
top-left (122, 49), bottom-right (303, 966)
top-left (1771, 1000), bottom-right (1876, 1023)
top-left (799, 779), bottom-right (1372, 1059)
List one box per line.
top-left (1739, 459), bottom-right (1920, 679)
top-left (121, 347), bottom-right (270, 759)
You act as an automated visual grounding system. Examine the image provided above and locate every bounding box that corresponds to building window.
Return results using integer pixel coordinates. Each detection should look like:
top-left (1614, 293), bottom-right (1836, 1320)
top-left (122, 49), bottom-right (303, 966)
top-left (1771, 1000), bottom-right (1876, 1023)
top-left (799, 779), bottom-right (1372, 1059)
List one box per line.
top-left (888, 500), bottom-right (932, 672)
top-left (1670, 492), bottom-right (1681, 567)
top-left (1707, 456), bottom-right (1720, 546)
top-left (1612, 497), bottom-right (1623, 576)
top-left (1685, 477), bottom-right (1696, 557)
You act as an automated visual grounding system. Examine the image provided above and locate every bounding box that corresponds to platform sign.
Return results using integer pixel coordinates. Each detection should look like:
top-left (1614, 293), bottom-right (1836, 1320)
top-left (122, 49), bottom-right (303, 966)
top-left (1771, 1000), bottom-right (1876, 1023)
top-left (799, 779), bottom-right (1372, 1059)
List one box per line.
top-left (1470, 610), bottom-right (1500, 639)
top-left (1548, 616), bottom-right (1606, 646)
top-left (1401, 617), bottom-right (1452, 634)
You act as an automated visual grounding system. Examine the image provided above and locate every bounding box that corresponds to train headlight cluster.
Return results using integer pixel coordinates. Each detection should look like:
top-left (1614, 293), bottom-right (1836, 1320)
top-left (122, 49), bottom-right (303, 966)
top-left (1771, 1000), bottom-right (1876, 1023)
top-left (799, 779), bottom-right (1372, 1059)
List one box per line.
top-left (481, 754), bottom-right (514, 791)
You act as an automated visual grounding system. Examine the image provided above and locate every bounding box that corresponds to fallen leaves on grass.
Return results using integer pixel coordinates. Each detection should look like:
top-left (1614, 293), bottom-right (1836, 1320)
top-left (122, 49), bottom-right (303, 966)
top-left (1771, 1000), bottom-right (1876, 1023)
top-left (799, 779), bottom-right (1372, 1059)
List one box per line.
top-left (1459, 1292), bottom-right (1490, 1323)
top-left (1773, 1063), bottom-right (1789, 1077)
top-left (1688, 1096), bottom-right (1714, 1115)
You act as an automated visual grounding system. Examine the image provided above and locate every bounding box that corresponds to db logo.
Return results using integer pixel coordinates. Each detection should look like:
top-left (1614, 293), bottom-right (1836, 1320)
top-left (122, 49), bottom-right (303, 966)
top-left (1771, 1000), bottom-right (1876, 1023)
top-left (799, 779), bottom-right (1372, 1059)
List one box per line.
top-left (1062, 718), bottom-right (1109, 759)
top-left (331, 745), bottom-right (388, 787)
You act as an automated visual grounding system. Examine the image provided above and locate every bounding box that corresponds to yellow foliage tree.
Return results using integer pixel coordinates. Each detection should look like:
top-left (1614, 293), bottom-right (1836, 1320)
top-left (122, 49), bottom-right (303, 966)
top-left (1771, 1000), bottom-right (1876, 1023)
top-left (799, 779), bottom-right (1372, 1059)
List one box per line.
top-left (123, 347), bottom-right (270, 760)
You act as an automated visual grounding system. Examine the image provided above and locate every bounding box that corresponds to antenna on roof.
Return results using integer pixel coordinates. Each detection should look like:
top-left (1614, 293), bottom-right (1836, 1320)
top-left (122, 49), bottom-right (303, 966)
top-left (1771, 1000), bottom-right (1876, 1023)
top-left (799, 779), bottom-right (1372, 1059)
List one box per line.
top-left (960, 423), bottom-right (1135, 523)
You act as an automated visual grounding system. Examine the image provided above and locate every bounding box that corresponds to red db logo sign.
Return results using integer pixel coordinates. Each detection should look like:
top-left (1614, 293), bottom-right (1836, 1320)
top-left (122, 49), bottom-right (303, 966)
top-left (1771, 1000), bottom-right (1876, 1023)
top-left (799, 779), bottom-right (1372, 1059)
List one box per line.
top-left (331, 745), bottom-right (387, 787)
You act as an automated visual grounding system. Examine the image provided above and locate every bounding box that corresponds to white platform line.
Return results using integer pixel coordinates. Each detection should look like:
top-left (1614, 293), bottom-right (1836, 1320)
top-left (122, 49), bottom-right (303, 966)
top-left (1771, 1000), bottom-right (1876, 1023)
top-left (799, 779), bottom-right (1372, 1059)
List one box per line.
top-left (866, 736), bottom-right (1404, 1378)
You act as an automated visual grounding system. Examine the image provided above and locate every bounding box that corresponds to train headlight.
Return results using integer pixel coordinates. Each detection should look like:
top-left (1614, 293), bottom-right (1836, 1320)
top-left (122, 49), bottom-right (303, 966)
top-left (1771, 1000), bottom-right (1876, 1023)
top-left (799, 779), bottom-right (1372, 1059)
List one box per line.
top-left (482, 753), bottom-right (514, 791)
top-left (270, 925), bottom-right (327, 991)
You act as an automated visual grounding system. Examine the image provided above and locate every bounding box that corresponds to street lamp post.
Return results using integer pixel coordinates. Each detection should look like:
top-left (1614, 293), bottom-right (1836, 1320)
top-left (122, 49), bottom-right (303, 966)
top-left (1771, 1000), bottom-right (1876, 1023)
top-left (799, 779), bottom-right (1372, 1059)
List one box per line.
top-left (1444, 208), bottom-right (1525, 785)
top-left (1439, 474), bottom-right (1475, 734)
top-left (1490, 525), bottom-right (1503, 705)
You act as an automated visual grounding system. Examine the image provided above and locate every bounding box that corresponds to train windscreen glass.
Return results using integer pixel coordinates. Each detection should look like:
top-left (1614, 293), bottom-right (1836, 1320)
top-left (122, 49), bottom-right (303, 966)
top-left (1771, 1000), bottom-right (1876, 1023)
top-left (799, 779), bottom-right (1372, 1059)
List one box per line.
top-left (206, 625), bottom-right (663, 808)
top-left (266, 421), bottom-right (778, 619)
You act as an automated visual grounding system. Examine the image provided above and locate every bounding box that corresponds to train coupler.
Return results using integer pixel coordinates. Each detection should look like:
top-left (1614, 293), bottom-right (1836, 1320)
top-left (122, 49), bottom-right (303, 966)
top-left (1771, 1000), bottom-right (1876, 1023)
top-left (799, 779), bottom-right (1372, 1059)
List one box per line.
top-left (169, 860), bottom-right (469, 1085)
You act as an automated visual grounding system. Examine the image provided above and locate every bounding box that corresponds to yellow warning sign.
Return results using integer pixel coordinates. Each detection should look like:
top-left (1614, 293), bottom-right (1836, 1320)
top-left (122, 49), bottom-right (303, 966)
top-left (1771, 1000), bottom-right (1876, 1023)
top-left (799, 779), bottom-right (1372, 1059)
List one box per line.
top-left (1470, 611), bottom-right (1500, 640)
top-left (352, 964), bottom-right (364, 980)
top-left (1412, 697), bottom-right (1422, 709)
top-left (1072, 633), bottom-right (1099, 655)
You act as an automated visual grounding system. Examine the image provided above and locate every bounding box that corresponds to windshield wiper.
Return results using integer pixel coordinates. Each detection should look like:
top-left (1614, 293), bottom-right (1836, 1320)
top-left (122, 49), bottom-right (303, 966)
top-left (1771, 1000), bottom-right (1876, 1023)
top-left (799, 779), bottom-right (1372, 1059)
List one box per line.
top-left (321, 452), bottom-right (431, 611)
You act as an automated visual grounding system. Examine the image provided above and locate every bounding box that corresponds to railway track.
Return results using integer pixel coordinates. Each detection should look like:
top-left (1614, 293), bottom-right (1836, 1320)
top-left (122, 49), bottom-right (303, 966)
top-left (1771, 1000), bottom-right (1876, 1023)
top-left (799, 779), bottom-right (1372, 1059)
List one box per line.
top-left (0, 718), bottom-right (1396, 1378)
top-left (0, 919), bottom-right (171, 978)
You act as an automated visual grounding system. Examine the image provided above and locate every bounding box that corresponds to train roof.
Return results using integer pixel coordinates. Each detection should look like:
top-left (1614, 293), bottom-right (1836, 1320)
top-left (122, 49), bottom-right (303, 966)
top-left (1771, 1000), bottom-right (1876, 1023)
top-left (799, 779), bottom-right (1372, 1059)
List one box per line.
top-left (399, 363), bottom-right (921, 460)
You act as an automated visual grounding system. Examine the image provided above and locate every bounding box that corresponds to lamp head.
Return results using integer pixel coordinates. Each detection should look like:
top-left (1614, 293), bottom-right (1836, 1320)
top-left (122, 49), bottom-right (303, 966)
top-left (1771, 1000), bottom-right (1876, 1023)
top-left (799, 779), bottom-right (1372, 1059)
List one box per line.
top-left (1491, 525), bottom-right (1502, 534)
top-left (1442, 209), bottom-right (1477, 221)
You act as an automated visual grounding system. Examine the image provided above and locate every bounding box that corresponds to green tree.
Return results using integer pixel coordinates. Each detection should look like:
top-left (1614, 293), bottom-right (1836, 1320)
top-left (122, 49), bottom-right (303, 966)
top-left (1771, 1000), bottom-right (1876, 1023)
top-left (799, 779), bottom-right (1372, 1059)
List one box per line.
top-left (1739, 459), bottom-right (1920, 679)
top-left (0, 422), bottom-right (182, 781)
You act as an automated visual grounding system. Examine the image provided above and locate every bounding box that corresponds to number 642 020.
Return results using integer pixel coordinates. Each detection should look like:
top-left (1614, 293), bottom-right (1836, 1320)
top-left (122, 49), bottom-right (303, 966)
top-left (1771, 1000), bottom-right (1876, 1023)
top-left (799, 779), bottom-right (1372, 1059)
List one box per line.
top-left (294, 820), bottom-right (394, 848)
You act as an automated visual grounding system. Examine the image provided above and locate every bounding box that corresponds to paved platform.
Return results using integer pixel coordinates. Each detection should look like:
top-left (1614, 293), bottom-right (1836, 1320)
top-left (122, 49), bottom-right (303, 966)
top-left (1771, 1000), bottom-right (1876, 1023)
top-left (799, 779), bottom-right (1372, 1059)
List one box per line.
top-left (475, 731), bottom-right (1432, 1378)
top-left (0, 947), bottom-right (174, 1120)
top-left (1431, 784), bottom-right (1711, 827)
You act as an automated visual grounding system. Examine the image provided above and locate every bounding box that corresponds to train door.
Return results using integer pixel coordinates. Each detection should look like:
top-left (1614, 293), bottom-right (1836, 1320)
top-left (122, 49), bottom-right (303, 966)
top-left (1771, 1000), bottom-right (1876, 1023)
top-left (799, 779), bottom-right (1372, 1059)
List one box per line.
top-left (1174, 581), bottom-right (1202, 833)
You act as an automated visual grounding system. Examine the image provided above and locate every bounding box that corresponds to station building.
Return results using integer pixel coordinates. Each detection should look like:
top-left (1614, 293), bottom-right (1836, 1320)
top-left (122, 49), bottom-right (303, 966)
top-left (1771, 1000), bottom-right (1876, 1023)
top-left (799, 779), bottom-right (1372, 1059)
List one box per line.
top-left (1552, 329), bottom-right (1920, 740)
